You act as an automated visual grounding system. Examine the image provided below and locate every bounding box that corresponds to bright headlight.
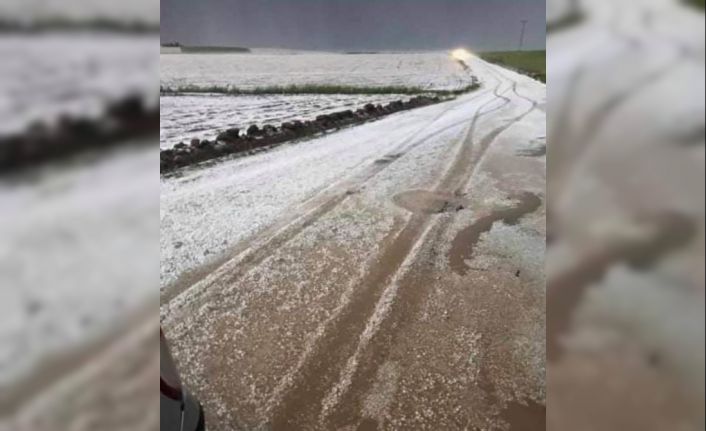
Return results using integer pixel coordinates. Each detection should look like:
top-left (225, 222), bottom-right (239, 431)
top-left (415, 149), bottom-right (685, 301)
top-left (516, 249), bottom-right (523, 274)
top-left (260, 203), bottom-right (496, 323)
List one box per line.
top-left (451, 48), bottom-right (472, 61)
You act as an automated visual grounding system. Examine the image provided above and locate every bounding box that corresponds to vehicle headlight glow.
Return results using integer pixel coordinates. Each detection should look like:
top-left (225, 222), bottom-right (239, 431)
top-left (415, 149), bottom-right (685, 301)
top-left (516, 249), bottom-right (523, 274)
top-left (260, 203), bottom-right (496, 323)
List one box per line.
top-left (451, 48), bottom-right (472, 61)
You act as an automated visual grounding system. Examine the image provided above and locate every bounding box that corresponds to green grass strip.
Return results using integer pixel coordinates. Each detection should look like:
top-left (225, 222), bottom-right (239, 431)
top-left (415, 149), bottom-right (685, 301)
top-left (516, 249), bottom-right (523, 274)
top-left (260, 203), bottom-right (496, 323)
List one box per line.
top-left (480, 50), bottom-right (546, 83)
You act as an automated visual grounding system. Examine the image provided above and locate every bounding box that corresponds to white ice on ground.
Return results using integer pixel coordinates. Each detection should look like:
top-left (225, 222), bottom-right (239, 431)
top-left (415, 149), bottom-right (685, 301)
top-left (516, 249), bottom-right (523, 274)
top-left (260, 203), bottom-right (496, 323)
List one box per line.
top-left (159, 54), bottom-right (545, 289)
top-left (160, 101), bottom-right (448, 288)
top-left (160, 51), bottom-right (474, 91)
top-left (160, 93), bottom-right (414, 149)
top-left (159, 55), bottom-right (546, 430)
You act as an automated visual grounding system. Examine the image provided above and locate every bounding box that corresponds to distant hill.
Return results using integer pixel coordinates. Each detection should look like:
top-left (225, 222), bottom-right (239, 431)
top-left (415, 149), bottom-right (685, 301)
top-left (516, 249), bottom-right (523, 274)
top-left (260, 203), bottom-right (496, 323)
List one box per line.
top-left (0, 17), bottom-right (158, 33)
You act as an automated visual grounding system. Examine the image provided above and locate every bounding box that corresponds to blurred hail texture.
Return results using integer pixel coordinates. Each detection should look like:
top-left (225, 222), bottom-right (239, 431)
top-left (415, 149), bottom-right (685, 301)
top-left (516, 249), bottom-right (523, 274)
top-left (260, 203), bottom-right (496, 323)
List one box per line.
top-left (0, 0), bottom-right (158, 24)
top-left (0, 0), bottom-right (159, 430)
top-left (547, 0), bottom-right (704, 430)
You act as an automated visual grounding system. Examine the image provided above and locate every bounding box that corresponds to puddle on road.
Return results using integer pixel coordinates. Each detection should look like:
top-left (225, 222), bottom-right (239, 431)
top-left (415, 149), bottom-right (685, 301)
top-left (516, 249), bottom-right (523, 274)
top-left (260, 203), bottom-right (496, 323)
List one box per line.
top-left (516, 144), bottom-right (546, 157)
top-left (449, 192), bottom-right (542, 276)
top-left (477, 364), bottom-right (546, 431)
top-left (501, 400), bottom-right (547, 431)
top-left (516, 137), bottom-right (546, 157)
top-left (392, 190), bottom-right (467, 215)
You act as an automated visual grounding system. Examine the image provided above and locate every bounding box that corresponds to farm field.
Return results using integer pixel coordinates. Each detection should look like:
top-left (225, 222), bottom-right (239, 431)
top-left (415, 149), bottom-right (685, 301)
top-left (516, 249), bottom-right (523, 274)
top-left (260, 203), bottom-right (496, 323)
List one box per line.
top-left (160, 93), bottom-right (413, 150)
top-left (160, 51), bottom-right (475, 91)
top-left (480, 50), bottom-right (546, 82)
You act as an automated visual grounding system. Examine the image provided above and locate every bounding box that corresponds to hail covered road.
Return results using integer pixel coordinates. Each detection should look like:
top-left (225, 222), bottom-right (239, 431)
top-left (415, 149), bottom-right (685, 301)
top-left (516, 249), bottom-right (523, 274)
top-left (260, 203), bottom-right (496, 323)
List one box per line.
top-left (160, 55), bottom-right (546, 431)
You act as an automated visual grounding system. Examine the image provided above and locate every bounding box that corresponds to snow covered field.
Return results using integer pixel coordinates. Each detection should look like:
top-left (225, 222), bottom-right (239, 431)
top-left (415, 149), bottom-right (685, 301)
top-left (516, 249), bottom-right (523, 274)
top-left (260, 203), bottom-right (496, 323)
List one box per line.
top-left (0, 34), bottom-right (157, 135)
top-left (159, 50), bottom-right (477, 150)
top-left (160, 51), bottom-right (474, 91)
top-left (160, 93), bottom-right (412, 149)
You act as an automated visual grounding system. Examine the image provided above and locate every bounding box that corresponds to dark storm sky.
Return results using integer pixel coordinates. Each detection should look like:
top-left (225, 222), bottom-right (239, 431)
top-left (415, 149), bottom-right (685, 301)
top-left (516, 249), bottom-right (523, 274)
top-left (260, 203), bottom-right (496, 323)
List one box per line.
top-left (161, 0), bottom-right (545, 51)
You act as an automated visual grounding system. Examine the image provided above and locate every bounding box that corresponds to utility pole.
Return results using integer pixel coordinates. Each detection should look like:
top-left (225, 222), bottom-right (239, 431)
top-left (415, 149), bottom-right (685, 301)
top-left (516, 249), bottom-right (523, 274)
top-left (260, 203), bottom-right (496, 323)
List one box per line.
top-left (519, 19), bottom-right (528, 51)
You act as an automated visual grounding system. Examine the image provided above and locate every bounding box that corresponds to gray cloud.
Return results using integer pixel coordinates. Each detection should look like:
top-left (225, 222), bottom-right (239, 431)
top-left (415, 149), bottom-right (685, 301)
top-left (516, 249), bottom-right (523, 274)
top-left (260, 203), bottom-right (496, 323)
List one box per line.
top-left (161, 0), bottom-right (545, 51)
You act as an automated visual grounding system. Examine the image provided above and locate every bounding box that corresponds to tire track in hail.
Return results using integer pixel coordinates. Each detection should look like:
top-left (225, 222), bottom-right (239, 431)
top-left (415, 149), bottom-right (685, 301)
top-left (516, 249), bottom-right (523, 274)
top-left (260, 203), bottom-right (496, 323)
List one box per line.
top-left (574, 4), bottom-right (691, 153)
top-left (266, 74), bottom-right (531, 430)
top-left (315, 76), bottom-right (526, 424)
top-left (322, 87), bottom-right (538, 431)
top-left (550, 1), bottom-right (690, 184)
top-left (548, 6), bottom-right (654, 240)
top-left (258, 77), bottom-right (515, 423)
top-left (163, 78), bottom-right (505, 317)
